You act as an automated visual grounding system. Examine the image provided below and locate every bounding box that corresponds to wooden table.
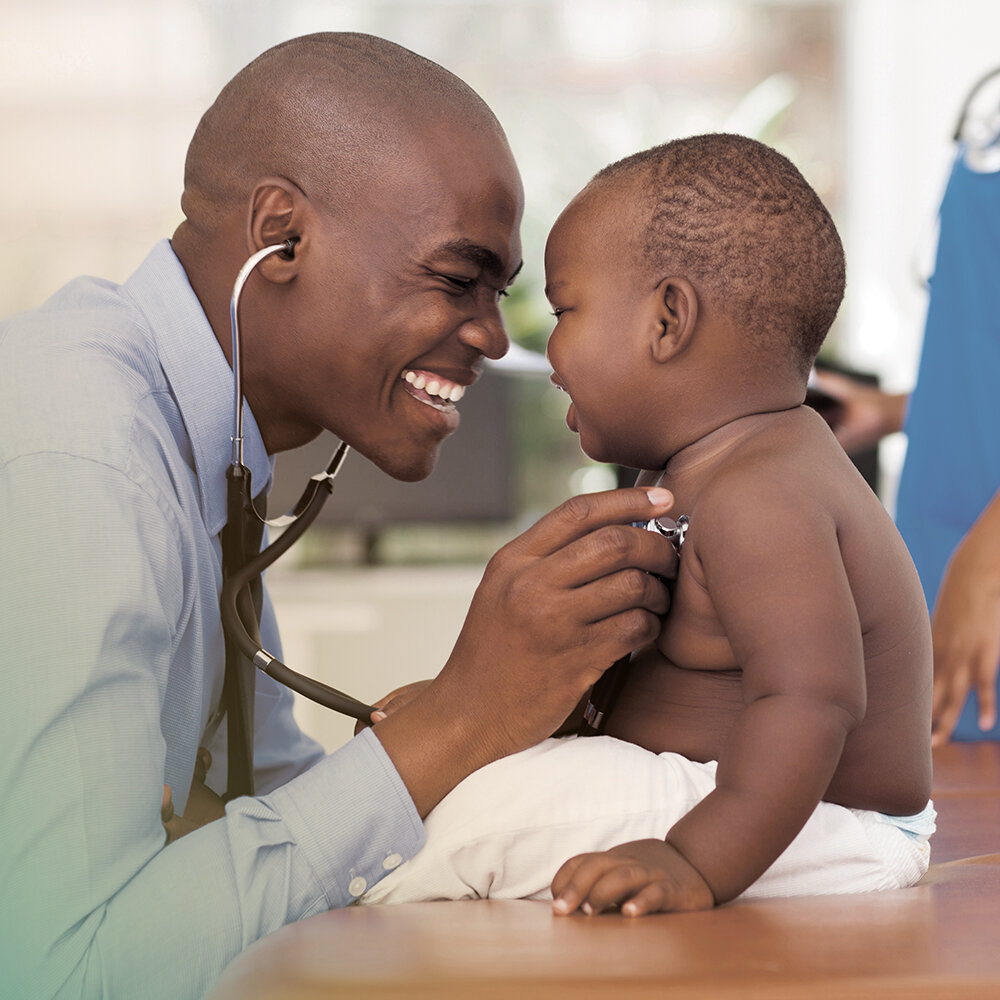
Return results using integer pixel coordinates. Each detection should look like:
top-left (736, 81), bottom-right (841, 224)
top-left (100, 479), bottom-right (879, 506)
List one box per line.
top-left (210, 743), bottom-right (1000, 1000)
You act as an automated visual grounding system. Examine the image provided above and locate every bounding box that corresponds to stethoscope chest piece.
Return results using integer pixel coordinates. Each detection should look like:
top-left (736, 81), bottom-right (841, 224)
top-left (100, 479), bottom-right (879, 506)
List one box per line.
top-left (640, 513), bottom-right (690, 554)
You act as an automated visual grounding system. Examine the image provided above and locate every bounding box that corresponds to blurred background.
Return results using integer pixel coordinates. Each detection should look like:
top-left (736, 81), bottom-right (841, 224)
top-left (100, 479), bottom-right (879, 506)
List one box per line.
top-left (4, 0), bottom-right (999, 748)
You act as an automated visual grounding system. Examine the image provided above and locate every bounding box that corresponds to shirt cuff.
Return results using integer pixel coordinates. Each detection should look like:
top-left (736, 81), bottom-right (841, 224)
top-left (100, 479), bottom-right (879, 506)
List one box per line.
top-left (263, 727), bottom-right (425, 909)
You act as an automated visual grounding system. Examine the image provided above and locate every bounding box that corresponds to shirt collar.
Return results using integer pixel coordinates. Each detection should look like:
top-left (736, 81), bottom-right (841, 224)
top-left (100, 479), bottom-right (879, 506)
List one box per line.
top-left (124, 239), bottom-right (272, 536)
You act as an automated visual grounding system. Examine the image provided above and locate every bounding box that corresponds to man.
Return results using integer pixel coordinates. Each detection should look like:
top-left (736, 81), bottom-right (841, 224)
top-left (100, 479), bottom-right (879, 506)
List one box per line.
top-left (0, 33), bottom-right (676, 1000)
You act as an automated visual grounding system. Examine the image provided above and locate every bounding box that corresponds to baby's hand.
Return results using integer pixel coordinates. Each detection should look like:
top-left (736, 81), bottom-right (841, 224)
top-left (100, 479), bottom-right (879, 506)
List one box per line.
top-left (551, 838), bottom-right (715, 917)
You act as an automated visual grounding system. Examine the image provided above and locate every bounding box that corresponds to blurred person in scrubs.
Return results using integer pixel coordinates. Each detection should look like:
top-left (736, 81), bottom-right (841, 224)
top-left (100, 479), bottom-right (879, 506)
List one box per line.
top-left (814, 72), bottom-right (1000, 745)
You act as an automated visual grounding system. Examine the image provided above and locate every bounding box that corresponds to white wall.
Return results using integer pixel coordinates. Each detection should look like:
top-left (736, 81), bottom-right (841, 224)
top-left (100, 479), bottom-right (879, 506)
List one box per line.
top-left (6, 0), bottom-right (997, 376)
top-left (841, 0), bottom-right (1000, 388)
top-left (838, 0), bottom-right (1000, 507)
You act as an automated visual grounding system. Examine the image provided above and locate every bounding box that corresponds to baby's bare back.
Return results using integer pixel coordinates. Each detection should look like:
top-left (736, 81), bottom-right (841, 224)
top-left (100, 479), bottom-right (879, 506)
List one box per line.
top-left (607, 407), bottom-right (932, 816)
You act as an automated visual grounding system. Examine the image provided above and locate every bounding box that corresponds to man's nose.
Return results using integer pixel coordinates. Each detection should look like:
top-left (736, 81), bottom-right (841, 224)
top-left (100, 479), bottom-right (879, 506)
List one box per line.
top-left (459, 302), bottom-right (509, 361)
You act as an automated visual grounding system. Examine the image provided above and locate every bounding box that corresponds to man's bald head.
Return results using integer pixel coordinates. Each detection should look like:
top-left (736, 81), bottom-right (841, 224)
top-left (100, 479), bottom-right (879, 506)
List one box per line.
top-left (181, 32), bottom-right (507, 232)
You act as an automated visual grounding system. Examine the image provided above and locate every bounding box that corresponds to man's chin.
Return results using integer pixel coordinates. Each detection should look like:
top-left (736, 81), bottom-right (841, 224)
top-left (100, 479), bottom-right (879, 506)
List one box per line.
top-left (369, 443), bottom-right (441, 483)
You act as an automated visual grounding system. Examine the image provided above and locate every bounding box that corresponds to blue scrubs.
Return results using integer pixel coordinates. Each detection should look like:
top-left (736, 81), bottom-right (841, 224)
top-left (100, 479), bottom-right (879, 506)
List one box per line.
top-left (895, 149), bottom-right (1000, 740)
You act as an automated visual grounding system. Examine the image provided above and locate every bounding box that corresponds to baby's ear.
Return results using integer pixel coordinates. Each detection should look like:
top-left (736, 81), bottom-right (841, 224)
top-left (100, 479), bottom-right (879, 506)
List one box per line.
top-left (650, 277), bottom-right (698, 363)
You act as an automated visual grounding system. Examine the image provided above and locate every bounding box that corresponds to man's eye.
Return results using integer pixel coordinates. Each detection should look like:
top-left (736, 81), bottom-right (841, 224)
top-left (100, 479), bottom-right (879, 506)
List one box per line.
top-left (443, 275), bottom-right (475, 292)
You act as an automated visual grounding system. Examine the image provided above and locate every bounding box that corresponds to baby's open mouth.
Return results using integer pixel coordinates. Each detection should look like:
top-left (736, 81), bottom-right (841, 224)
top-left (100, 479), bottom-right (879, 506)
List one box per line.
top-left (402, 369), bottom-right (466, 412)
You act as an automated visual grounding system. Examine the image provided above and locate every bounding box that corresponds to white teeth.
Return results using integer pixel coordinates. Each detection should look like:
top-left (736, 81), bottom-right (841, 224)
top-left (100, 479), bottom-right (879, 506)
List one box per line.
top-left (402, 370), bottom-right (466, 406)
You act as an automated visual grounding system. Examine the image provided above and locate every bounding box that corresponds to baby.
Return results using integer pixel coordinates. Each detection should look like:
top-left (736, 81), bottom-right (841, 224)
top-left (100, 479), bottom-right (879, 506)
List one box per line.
top-left (363, 133), bottom-right (934, 915)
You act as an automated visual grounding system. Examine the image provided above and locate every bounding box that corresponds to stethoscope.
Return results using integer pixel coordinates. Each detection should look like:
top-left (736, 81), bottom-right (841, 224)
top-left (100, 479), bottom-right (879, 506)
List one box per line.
top-left (219, 237), bottom-right (377, 754)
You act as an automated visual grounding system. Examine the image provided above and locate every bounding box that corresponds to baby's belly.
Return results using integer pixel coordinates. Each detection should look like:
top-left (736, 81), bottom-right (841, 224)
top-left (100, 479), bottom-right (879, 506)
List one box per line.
top-left (604, 646), bottom-right (744, 761)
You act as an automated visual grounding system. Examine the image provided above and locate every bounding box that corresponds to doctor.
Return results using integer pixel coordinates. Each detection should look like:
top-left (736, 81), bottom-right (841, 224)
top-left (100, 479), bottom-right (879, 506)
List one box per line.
top-left (0, 33), bottom-right (676, 1000)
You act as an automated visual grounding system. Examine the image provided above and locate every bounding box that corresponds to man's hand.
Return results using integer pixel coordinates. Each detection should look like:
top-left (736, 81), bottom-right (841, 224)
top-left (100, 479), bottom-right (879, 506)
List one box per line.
top-left (161, 748), bottom-right (226, 845)
top-left (354, 681), bottom-right (432, 734)
top-left (931, 490), bottom-right (1000, 744)
top-left (372, 487), bottom-right (678, 816)
top-left (551, 839), bottom-right (715, 917)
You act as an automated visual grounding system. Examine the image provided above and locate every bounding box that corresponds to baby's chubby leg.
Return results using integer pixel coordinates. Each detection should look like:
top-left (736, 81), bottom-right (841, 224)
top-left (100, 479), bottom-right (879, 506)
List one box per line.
top-left (360, 735), bottom-right (713, 904)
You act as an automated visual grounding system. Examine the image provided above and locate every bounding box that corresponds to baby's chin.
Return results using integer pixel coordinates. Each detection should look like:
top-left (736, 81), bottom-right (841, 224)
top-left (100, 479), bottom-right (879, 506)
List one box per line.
top-left (579, 438), bottom-right (654, 474)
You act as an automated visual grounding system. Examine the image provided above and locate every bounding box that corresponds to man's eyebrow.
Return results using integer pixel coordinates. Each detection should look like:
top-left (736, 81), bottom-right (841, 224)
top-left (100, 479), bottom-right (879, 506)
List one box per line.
top-left (433, 239), bottom-right (523, 284)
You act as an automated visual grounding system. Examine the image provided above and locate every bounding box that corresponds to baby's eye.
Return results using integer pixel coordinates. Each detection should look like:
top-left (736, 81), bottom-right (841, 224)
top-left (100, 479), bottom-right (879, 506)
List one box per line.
top-left (550, 307), bottom-right (567, 318)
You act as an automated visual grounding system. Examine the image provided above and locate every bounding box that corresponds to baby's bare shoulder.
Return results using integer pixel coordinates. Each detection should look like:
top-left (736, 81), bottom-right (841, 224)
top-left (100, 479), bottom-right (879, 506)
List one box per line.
top-left (697, 417), bottom-right (851, 517)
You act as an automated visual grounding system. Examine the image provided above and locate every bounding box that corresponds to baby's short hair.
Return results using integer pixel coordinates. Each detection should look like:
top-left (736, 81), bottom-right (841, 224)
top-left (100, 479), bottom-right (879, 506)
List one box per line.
top-left (595, 134), bottom-right (845, 377)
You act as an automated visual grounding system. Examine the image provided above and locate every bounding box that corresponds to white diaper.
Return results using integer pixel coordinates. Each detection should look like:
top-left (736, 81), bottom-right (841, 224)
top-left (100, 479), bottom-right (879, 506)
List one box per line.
top-left (361, 735), bottom-right (934, 905)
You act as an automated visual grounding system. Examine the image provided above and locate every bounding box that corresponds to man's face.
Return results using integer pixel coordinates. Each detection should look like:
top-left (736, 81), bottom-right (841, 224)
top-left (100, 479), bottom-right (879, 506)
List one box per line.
top-left (544, 192), bottom-right (659, 470)
top-left (258, 124), bottom-right (524, 481)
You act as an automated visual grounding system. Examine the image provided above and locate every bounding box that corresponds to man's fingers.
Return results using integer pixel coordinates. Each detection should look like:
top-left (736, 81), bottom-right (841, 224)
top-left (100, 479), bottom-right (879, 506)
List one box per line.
top-left (578, 609), bottom-right (664, 676)
top-left (573, 565), bottom-right (672, 624)
top-left (584, 522), bottom-right (680, 586)
top-left (161, 784), bottom-right (174, 824)
top-left (514, 488), bottom-right (674, 560)
top-left (194, 747), bottom-right (211, 784)
top-left (539, 521), bottom-right (680, 598)
top-left (488, 524), bottom-right (675, 654)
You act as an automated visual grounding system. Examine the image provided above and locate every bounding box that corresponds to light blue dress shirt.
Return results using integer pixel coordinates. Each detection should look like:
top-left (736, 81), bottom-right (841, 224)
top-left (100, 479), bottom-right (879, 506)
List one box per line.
top-left (0, 241), bottom-right (425, 999)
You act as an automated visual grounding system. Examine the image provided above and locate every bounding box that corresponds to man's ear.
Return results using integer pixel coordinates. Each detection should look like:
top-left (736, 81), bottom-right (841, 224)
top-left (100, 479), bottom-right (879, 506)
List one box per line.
top-left (244, 177), bottom-right (308, 284)
top-left (650, 277), bottom-right (699, 363)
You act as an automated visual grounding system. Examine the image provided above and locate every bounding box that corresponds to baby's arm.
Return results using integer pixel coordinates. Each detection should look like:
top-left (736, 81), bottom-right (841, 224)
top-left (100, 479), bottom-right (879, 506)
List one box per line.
top-left (553, 477), bottom-right (865, 914)
top-left (667, 481), bottom-right (866, 902)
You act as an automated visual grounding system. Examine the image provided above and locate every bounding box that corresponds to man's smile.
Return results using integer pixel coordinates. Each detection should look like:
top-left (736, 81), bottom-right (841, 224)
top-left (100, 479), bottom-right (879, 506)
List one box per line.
top-left (402, 368), bottom-right (468, 412)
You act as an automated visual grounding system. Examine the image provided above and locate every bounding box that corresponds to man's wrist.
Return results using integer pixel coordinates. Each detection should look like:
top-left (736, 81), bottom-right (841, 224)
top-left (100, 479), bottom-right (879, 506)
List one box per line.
top-left (371, 679), bottom-right (504, 817)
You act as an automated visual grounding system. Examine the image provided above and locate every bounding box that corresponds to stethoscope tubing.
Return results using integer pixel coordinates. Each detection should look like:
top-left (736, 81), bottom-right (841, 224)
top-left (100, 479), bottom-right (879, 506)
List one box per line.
top-left (222, 240), bottom-right (377, 723)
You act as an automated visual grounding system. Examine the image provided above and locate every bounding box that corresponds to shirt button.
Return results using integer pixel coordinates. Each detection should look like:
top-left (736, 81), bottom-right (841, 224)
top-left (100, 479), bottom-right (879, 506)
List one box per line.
top-left (348, 876), bottom-right (368, 897)
top-left (383, 853), bottom-right (403, 871)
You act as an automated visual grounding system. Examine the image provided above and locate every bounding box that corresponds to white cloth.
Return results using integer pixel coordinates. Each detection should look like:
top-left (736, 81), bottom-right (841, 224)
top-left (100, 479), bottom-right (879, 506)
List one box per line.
top-left (362, 735), bottom-right (934, 905)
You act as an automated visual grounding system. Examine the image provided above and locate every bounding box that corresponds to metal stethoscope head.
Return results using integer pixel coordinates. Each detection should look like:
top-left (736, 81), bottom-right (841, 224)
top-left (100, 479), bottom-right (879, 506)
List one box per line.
top-left (220, 237), bottom-right (376, 723)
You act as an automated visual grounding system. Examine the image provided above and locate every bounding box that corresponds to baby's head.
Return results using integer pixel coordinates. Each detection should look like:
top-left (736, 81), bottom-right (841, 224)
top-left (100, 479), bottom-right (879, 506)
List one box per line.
top-left (545, 133), bottom-right (845, 468)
